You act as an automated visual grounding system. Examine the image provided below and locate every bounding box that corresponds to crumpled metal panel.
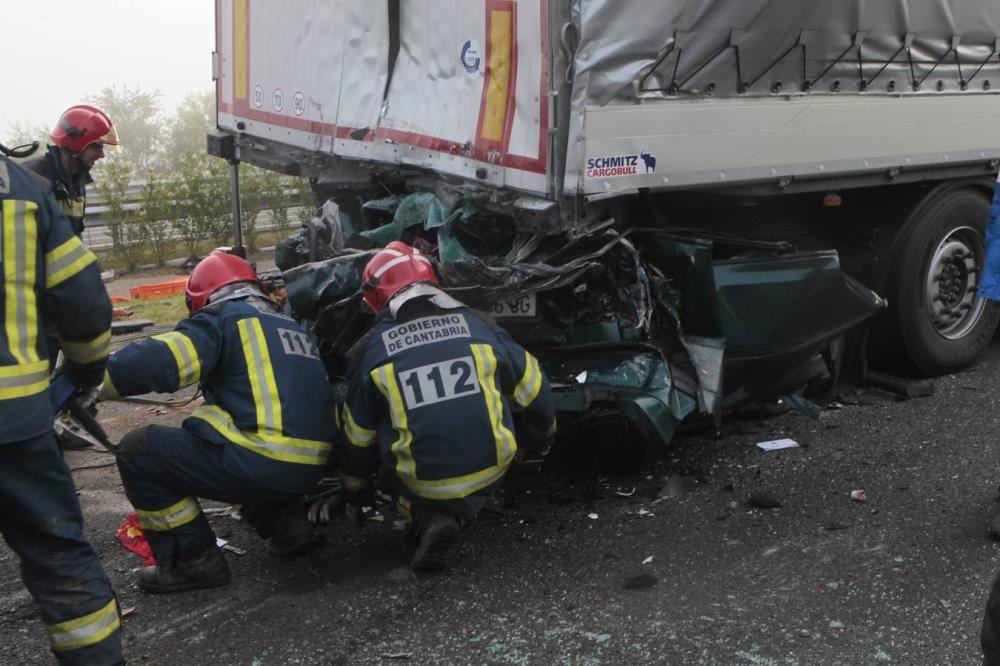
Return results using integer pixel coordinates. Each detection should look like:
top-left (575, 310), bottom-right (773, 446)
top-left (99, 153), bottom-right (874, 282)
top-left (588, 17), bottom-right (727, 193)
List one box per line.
top-left (544, 349), bottom-right (699, 448)
top-left (572, 0), bottom-right (1000, 105)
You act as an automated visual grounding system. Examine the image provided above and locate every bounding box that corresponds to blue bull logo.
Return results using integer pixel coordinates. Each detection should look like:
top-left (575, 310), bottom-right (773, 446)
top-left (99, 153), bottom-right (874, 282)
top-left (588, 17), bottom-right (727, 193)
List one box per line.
top-left (640, 150), bottom-right (656, 173)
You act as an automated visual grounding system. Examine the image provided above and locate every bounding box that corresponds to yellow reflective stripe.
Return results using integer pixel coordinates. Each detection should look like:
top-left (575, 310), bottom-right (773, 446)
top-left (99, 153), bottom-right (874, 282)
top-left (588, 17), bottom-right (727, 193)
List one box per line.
top-left (513, 351), bottom-right (543, 407)
top-left (45, 235), bottom-right (95, 289)
top-left (384, 343), bottom-right (518, 500)
top-left (339, 472), bottom-right (371, 493)
top-left (343, 405), bottom-right (377, 448)
top-left (191, 404), bottom-right (332, 465)
top-left (59, 198), bottom-right (86, 218)
top-left (397, 494), bottom-right (412, 520)
top-left (370, 363), bottom-right (416, 479)
top-left (547, 418), bottom-right (558, 438)
top-left (102, 369), bottom-right (121, 399)
top-left (136, 496), bottom-right (202, 532)
top-left (238, 318), bottom-right (282, 435)
top-left (61, 329), bottom-right (111, 365)
top-left (46, 598), bottom-right (120, 652)
top-left (404, 461), bottom-right (510, 500)
top-left (3, 200), bottom-right (40, 364)
top-left (0, 359), bottom-right (50, 400)
top-left (471, 344), bottom-right (516, 464)
top-left (152, 331), bottom-right (201, 387)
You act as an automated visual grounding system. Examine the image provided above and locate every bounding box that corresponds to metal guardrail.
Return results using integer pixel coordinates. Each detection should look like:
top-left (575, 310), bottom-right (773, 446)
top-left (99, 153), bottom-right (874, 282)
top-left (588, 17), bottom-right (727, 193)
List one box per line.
top-left (81, 182), bottom-right (304, 252)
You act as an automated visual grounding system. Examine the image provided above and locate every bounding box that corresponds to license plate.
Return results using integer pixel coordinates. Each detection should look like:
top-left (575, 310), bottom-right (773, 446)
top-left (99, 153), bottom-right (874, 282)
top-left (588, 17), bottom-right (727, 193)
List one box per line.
top-left (492, 294), bottom-right (537, 318)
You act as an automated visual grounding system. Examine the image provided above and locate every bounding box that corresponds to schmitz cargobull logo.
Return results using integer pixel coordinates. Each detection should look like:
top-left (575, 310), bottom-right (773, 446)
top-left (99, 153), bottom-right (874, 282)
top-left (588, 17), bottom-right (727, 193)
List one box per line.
top-left (586, 149), bottom-right (657, 178)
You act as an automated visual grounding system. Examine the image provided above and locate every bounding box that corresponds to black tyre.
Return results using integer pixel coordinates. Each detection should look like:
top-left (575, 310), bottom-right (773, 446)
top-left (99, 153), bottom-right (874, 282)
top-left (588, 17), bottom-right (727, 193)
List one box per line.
top-left (888, 188), bottom-right (1000, 376)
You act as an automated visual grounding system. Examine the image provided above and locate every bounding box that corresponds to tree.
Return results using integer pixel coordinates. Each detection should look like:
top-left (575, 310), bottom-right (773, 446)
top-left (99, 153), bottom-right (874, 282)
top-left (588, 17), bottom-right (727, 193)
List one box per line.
top-left (139, 175), bottom-right (173, 266)
top-left (86, 85), bottom-right (165, 173)
top-left (95, 158), bottom-right (146, 271)
top-left (166, 90), bottom-right (215, 168)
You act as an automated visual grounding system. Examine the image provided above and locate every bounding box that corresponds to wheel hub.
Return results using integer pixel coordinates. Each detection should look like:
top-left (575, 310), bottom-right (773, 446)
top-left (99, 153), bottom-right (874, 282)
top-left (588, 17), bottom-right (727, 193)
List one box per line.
top-left (925, 226), bottom-right (987, 340)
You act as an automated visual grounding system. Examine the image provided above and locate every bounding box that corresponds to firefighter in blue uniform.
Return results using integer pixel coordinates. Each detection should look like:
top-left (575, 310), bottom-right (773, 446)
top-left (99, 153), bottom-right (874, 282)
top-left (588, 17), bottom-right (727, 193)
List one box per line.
top-left (0, 147), bottom-right (122, 664)
top-left (341, 242), bottom-right (556, 571)
top-left (21, 105), bottom-right (118, 238)
top-left (104, 251), bottom-right (337, 593)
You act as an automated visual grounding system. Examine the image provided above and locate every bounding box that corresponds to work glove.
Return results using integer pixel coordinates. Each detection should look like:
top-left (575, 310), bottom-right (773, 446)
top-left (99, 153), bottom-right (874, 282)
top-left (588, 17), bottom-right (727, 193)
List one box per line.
top-left (305, 477), bottom-right (345, 526)
top-left (63, 359), bottom-right (104, 390)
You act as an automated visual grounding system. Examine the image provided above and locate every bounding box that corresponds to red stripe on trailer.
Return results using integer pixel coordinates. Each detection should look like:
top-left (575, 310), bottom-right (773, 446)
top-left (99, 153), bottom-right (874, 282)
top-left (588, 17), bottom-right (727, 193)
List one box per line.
top-left (225, 0), bottom-right (548, 177)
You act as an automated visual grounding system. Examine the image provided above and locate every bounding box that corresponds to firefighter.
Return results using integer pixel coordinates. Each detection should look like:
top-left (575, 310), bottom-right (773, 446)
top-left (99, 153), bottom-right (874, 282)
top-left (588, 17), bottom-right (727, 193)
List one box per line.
top-left (341, 242), bottom-right (556, 572)
top-left (23, 105), bottom-right (119, 403)
top-left (0, 149), bottom-right (122, 663)
top-left (104, 251), bottom-right (337, 593)
top-left (21, 105), bottom-right (119, 238)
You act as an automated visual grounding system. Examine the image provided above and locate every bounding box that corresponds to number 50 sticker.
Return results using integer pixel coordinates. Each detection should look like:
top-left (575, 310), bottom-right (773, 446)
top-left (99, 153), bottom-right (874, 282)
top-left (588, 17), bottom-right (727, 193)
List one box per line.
top-left (398, 356), bottom-right (481, 410)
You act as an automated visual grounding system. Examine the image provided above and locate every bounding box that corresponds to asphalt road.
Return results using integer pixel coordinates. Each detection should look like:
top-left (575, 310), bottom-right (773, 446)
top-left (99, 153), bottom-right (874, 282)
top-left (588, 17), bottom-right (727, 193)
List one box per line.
top-left (3, 344), bottom-right (1000, 664)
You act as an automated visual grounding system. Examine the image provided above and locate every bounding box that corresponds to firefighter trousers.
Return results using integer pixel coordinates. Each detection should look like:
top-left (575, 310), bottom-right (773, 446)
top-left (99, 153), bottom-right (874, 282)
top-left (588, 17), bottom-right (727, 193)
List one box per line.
top-left (115, 425), bottom-right (299, 568)
top-left (0, 431), bottom-right (122, 665)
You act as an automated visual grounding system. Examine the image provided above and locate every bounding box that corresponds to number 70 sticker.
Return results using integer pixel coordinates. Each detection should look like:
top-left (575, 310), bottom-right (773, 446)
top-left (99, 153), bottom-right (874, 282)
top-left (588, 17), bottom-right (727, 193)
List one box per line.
top-left (398, 356), bottom-right (481, 410)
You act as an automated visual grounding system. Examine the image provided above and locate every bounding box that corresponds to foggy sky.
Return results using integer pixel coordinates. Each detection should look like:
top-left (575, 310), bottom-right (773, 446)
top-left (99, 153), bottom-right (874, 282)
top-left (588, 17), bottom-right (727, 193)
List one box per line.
top-left (1, 0), bottom-right (214, 136)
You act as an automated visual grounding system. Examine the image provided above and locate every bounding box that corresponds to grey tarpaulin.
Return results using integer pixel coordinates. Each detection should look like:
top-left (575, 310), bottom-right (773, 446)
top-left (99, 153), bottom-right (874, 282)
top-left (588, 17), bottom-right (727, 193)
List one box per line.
top-left (571, 0), bottom-right (1000, 105)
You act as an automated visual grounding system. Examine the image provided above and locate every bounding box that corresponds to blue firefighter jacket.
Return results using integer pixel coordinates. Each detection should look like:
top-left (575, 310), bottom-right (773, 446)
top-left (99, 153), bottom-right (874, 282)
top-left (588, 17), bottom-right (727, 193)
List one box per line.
top-left (105, 297), bottom-right (337, 493)
top-left (340, 302), bottom-right (556, 515)
top-left (21, 146), bottom-right (90, 237)
top-left (980, 174), bottom-right (1000, 301)
top-left (0, 156), bottom-right (112, 444)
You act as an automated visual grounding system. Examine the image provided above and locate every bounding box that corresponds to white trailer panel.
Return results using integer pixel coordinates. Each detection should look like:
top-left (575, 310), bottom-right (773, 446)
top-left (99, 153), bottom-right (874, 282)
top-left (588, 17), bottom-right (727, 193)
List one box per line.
top-left (216, 0), bottom-right (549, 194)
top-left (579, 96), bottom-right (1000, 193)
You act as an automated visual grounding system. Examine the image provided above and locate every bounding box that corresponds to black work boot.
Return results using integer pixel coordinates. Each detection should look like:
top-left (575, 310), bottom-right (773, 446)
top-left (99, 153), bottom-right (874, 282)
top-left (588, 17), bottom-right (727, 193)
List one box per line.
top-left (410, 510), bottom-right (461, 573)
top-left (138, 546), bottom-right (231, 594)
top-left (267, 506), bottom-right (324, 558)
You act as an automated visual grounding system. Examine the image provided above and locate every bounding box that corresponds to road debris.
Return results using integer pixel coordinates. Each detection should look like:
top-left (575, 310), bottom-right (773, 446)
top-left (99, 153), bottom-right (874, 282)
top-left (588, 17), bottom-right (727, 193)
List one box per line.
top-left (850, 490), bottom-right (867, 502)
top-left (749, 491), bottom-right (783, 509)
top-left (216, 538), bottom-right (246, 555)
top-left (657, 474), bottom-right (695, 500)
top-left (756, 438), bottom-right (799, 452)
top-left (622, 573), bottom-right (658, 589)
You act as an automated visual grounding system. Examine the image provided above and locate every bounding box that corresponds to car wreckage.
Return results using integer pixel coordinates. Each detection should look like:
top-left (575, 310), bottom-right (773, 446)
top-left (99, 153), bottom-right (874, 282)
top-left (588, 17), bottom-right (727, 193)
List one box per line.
top-left (207, 0), bottom-right (1000, 454)
top-left (271, 193), bottom-right (883, 454)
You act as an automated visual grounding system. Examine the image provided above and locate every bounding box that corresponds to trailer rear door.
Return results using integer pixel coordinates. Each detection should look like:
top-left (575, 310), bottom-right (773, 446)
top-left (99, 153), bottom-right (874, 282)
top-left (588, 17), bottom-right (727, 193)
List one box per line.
top-left (215, 0), bottom-right (550, 195)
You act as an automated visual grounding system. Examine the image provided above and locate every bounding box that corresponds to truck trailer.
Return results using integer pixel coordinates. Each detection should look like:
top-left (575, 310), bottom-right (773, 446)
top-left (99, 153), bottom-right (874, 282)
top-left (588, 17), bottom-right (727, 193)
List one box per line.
top-left (209, 0), bottom-right (1000, 449)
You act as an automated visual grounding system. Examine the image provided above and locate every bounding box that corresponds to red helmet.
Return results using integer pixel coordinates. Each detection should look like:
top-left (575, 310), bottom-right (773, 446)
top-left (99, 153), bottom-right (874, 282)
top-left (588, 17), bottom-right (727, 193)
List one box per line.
top-left (361, 241), bottom-right (439, 313)
top-left (50, 105), bottom-right (120, 155)
top-left (185, 251), bottom-right (262, 314)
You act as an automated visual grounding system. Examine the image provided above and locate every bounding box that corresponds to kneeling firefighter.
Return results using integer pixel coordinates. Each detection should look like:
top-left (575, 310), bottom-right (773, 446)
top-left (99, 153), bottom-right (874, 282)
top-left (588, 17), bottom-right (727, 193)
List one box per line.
top-left (341, 242), bottom-right (556, 571)
top-left (104, 251), bottom-right (337, 593)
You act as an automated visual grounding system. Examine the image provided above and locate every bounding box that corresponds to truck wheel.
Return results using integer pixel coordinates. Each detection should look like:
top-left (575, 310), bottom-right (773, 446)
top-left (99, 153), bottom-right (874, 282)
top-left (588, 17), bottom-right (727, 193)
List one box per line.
top-left (889, 188), bottom-right (1000, 376)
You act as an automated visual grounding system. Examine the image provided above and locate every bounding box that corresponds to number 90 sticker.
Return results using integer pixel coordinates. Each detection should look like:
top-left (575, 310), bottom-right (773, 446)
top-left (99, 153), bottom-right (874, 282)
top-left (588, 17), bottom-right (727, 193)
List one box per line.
top-left (398, 357), bottom-right (481, 410)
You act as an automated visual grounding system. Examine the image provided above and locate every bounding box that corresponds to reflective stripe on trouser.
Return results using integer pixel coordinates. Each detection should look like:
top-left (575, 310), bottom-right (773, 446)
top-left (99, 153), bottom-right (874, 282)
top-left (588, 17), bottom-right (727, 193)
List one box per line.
top-left (116, 424), bottom-right (300, 567)
top-left (0, 432), bottom-right (121, 665)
